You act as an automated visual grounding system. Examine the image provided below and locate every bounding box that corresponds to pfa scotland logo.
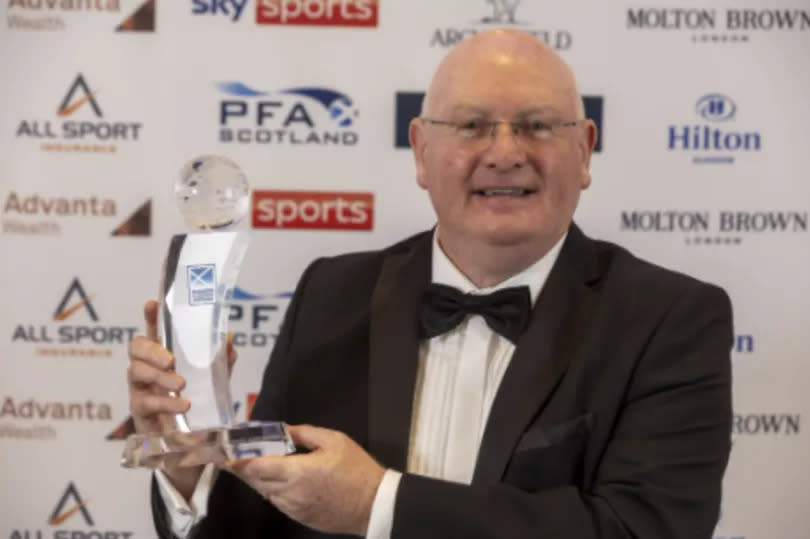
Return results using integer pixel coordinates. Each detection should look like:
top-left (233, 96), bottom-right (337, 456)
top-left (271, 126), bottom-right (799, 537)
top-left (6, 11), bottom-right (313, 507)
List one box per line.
top-left (188, 264), bottom-right (216, 306)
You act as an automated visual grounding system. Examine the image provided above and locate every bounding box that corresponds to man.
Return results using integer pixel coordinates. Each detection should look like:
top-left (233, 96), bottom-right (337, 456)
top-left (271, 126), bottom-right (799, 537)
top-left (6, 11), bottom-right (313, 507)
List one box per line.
top-left (128, 29), bottom-right (733, 538)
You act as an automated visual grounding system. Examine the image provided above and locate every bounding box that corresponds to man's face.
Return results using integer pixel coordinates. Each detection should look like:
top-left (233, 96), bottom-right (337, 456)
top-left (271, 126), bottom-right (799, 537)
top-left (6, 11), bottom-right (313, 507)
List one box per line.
top-left (410, 49), bottom-right (596, 252)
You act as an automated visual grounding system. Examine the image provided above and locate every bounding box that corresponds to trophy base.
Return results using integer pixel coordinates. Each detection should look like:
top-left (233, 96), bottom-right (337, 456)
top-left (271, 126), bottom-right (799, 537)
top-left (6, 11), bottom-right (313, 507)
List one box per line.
top-left (120, 421), bottom-right (295, 469)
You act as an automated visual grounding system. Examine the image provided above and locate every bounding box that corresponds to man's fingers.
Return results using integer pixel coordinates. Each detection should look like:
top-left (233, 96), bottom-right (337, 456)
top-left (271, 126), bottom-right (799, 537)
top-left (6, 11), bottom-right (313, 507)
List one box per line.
top-left (227, 455), bottom-right (291, 482)
top-left (144, 300), bottom-right (159, 342)
top-left (127, 360), bottom-right (185, 392)
top-left (287, 424), bottom-right (336, 451)
top-left (130, 391), bottom-right (190, 418)
top-left (129, 336), bottom-right (173, 370)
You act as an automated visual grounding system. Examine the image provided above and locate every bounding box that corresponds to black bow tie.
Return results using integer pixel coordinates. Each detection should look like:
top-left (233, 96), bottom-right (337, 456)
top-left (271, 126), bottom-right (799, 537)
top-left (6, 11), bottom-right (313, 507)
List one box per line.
top-left (419, 283), bottom-right (532, 344)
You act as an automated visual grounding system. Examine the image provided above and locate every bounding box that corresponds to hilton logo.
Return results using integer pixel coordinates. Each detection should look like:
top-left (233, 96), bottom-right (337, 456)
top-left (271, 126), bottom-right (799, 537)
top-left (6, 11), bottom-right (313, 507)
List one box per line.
top-left (667, 94), bottom-right (760, 164)
top-left (696, 94), bottom-right (735, 121)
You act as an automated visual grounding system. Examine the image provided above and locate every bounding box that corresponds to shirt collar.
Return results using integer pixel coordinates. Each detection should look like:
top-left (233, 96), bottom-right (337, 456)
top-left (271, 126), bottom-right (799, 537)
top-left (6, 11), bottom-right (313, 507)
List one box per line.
top-left (431, 229), bottom-right (566, 306)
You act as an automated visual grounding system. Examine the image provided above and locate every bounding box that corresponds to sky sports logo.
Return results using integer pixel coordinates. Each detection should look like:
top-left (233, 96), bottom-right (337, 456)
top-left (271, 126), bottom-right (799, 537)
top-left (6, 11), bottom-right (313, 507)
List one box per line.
top-left (252, 190), bottom-right (373, 230)
top-left (257, 0), bottom-right (378, 26)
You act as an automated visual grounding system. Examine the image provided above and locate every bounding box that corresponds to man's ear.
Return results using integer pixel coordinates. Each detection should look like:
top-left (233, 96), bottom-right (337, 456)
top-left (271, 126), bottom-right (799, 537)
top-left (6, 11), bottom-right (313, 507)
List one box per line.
top-left (409, 118), bottom-right (429, 189)
top-left (578, 119), bottom-right (597, 190)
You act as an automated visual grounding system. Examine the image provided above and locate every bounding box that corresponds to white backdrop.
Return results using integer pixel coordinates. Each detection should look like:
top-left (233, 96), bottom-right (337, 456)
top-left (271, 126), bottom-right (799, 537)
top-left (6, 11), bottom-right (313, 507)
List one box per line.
top-left (1, 1), bottom-right (809, 537)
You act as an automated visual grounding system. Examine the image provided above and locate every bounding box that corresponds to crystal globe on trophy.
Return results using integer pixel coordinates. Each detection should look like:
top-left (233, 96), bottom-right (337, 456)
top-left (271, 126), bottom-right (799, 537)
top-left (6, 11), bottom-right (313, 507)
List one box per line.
top-left (121, 155), bottom-right (295, 469)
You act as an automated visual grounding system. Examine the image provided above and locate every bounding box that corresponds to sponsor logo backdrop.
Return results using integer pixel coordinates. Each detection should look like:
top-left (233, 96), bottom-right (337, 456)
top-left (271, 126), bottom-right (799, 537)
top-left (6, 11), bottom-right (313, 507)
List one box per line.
top-left (1, 1), bottom-right (808, 537)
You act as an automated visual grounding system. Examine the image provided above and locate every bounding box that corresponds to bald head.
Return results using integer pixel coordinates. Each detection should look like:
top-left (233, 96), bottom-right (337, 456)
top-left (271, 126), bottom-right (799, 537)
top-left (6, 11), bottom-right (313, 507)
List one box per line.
top-left (422, 29), bottom-right (584, 120)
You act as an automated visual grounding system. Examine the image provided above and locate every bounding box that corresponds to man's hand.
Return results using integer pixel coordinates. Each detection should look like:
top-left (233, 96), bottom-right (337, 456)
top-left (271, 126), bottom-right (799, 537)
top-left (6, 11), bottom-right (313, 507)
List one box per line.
top-left (127, 299), bottom-right (237, 499)
top-left (226, 425), bottom-right (386, 536)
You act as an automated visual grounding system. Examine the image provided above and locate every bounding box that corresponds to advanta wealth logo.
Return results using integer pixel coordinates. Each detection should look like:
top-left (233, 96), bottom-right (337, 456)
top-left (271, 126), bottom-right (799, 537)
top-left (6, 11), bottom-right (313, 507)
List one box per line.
top-left (252, 190), bottom-right (374, 230)
top-left (627, 7), bottom-right (810, 43)
top-left (619, 210), bottom-right (807, 246)
top-left (10, 277), bottom-right (138, 358)
top-left (8, 481), bottom-right (135, 539)
top-left (256, 0), bottom-right (378, 27)
top-left (430, 0), bottom-right (571, 50)
top-left (15, 73), bottom-right (144, 154)
top-left (217, 82), bottom-right (359, 146)
top-left (668, 94), bottom-right (760, 164)
top-left (7, 0), bottom-right (155, 32)
top-left (1, 394), bottom-right (113, 441)
top-left (2, 191), bottom-right (115, 236)
top-left (1, 192), bottom-right (149, 237)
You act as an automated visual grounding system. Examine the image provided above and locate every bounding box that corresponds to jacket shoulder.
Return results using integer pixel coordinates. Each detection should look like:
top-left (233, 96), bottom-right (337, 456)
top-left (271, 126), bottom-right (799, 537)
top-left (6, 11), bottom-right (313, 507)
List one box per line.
top-left (590, 235), bottom-right (730, 309)
top-left (307, 230), bottom-right (431, 278)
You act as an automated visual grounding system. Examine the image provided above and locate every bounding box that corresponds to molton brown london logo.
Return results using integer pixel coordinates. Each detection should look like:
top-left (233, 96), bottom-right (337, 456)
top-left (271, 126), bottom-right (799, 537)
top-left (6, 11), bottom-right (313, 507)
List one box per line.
top-left (15, 73), bottom-right (144, 154)
top-left (7, 0), bottom-right (155, 32)
top-left (626, 6), bottom-right (809, 43)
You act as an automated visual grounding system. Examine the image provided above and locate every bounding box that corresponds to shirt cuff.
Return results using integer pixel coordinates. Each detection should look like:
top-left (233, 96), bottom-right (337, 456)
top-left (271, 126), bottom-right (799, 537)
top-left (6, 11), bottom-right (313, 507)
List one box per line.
top-left (154, 464), bottom-right (217, 538)
top-left (365, 469), bottom-right (403, 539)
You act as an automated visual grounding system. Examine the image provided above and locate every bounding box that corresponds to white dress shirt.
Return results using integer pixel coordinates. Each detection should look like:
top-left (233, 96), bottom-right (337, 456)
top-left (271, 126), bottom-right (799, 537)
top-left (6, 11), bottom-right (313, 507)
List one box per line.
top-left (157, 230), bottom-right (565, 538)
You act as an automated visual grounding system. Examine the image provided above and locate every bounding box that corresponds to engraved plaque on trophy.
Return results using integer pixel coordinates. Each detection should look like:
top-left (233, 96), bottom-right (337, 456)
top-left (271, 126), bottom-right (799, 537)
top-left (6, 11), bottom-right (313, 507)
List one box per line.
top-left (121, 155), bottom-right (295, 469)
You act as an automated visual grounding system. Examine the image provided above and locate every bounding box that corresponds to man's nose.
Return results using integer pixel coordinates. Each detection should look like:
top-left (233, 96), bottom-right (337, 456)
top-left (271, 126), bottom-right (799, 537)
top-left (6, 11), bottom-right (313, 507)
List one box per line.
top-left (483, 122), bottom-right (527, 170)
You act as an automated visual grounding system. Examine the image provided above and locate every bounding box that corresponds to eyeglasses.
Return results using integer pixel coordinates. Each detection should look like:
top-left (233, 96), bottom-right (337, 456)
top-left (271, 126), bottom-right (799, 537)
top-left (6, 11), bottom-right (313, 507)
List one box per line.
top-left (421, 117), bottom-right (585, 143)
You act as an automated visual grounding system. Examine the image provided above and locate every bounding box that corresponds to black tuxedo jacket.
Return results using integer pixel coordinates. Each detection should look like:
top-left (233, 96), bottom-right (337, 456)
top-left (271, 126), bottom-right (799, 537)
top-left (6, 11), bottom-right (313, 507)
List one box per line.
top-left (152, 224), bottom-right (733, 539)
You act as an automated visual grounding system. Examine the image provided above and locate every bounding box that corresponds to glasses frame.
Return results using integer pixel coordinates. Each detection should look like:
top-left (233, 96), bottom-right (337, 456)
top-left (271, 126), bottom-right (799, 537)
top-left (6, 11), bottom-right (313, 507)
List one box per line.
top-left (420, 117), bottom-right (586, 144)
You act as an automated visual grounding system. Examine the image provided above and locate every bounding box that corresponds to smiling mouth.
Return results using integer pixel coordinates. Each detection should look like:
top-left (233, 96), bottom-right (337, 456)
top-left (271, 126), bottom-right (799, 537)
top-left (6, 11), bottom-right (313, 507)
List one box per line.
top-left (473, 188), bottom-right (537, 197)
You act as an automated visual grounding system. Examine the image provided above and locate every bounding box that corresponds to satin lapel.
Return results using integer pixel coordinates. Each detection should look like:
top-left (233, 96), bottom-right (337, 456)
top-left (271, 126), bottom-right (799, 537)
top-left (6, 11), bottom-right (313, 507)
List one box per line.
top-left (368, 233), bottom-right (432, 470)
top-left (472, 225), bottom-right (600, 484)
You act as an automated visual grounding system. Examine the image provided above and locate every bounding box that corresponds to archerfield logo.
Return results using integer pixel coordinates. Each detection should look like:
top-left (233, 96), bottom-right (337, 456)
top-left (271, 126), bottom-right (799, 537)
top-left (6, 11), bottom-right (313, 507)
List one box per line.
top-left (430, 0), bottom-right (572, 49)
top-left (252, 190), bottom-right (374, 230)
top-left (256, 0), bottom-right (378, 26)
top-left (7, 0), bottom-right (155, 32)
top-left (619, 210), bottom-right (807, 246)
top-left (15, 73), bottom-right (144, 154)
top-left (668, 94), bottom-right (760, 164)
top-left (10, 277), bottom-right (138, 358)
top-left (217, 82), bottom-right (359, 146)
top-left (1, 191), bottom-right (150, 237)
top-left (627, 7), bottom-right (809, 43)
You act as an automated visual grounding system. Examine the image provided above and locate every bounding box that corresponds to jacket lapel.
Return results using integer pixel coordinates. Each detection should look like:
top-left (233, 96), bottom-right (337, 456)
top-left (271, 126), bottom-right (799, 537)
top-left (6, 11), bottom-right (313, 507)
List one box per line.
top-left (368, 232), bottom-right (432, 470)
top-left (472, 225), bottom-right (601, 484)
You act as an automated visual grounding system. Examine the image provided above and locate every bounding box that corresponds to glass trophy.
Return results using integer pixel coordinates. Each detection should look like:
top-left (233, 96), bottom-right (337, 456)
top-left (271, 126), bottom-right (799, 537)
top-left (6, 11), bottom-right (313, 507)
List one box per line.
top-left (121, 155), bottom-right (295, 469)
